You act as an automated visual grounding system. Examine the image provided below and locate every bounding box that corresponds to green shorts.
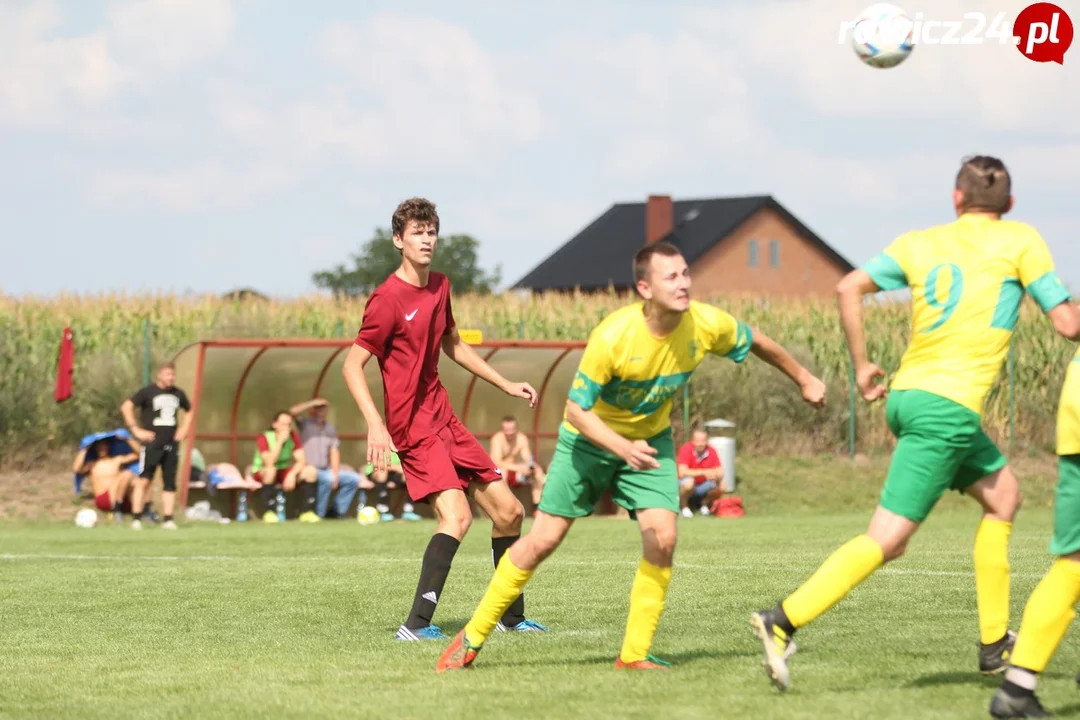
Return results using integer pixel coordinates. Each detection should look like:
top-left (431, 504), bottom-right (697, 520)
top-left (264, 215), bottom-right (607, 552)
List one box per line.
top-left (537, 426), bottom-right (678, 518)
top-left (880, 389), bottom-right (1007, 523)
top-left (1050, 455), bottom-right (1080, 556)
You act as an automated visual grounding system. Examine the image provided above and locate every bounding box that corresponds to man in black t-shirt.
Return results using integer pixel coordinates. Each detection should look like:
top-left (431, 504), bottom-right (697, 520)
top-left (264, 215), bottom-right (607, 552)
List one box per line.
top-left (121, 361), bottom-right (191, 530)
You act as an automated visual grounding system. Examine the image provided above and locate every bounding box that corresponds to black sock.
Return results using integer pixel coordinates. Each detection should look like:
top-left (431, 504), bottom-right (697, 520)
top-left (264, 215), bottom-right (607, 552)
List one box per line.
top-left (303, 482), bottom-right (316, 512)
top-left (163, 515), bottom-right (173, 522)
top-left (376, 483), bottom-right (390, 512)
top-left (774, 604), bottom-right (796, 637)
top-left (1001, 679), bottom-right (1034, 698)
top-left (113, 501), bottom-right (123, 512)
top-left (405, 533), bottom-right (460, 629)
top-left (262, 484), bottom-right (276, 511)
top-left (492, 535), bottom-right (525, 626)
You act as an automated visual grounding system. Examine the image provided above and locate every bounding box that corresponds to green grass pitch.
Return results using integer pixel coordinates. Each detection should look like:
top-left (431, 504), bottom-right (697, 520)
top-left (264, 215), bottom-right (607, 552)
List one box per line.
top-left (1, 509), bottom-right (1077, 719)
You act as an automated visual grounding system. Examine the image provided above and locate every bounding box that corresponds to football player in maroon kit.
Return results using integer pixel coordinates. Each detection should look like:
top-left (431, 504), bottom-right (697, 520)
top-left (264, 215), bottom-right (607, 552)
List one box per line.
top-left (343, 197), bottom-right (549, 640)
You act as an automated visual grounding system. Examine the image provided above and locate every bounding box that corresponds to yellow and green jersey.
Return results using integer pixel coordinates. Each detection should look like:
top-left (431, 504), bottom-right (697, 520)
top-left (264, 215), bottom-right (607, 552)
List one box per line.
top-left (863, 214), bottom-right (1071, 417)
top-left (565, 301), bottom-right (753, 440)
top-left (1058, 347), bottom-right (1080, 456)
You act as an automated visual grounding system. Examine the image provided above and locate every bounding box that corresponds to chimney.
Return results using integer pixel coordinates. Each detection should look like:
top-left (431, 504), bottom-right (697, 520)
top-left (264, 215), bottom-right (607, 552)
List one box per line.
top-left (645, 194), bottom-right (674, 245)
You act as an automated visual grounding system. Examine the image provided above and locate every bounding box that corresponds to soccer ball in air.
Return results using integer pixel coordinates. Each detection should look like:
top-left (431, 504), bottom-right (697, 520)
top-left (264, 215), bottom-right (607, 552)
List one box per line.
top-left (75, 508), bottom-right (98, 528)
top-left (357, 506), bottom-right (381, 526)
top-left (852, 3), bottom-right (914, 68)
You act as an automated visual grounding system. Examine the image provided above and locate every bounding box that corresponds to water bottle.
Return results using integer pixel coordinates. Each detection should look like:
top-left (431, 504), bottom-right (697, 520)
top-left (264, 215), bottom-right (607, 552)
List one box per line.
top-left (276, 489), bottom-right (286, 522)
top-left (236, 491), bottom-right (248, 522)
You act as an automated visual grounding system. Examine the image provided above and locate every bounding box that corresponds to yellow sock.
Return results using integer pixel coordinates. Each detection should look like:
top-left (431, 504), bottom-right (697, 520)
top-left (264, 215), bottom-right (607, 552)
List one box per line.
top-left (1011, 558), bottom-right (1080, 672)
top-left (781, 535), bottom-right (884, 628)
top-left (974, 517), bottom-right (1012, 645)
top-left (619, 559), bottom-right (672, 663)
top-left (463, 554), bottom-right (534, 646)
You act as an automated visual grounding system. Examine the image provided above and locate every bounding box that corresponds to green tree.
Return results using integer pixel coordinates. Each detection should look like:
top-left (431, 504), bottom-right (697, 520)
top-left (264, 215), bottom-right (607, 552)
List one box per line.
top-left (312, 228), bottom-right (502, 296)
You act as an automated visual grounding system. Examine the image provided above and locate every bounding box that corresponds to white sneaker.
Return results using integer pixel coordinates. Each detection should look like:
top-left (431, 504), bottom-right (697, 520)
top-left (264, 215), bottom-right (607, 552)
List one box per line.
top-left (161, 520), bottom-right (178, 530)
top-left (131, 519), bottom-right (143, 530)
top-left (700, 506), bottom-right (711, 516)
top-left (680, 507), bottom-right (693, 519)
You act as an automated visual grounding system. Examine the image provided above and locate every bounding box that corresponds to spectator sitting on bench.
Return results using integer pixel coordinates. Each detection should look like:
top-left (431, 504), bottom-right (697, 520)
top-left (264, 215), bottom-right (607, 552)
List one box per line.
top-left (74, 438), bottom-right (139, 523)
top-left (366, 450), bottom-right (420, 522)
top-left (251, 410), bottom-right (319, 523)
top-left (489, 415), bottom-right (547, 513)
top-left (289, 397), bottom-right (370, 519)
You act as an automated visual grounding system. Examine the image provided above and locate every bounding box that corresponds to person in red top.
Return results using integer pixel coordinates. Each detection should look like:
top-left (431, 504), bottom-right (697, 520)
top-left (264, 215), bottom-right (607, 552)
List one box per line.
top-left (676, 428), bottom-right (724, 518)
top-left (343, 197), bottom-right (548, 641)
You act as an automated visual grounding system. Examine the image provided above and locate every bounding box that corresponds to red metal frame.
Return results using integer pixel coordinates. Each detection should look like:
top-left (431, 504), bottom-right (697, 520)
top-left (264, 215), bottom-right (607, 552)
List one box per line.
top-left (312, 346), bottom-right (348, 399)
top-left (171, 337), bottom-right (586, 512)
top-left (178, 342), bottom-right (207, 510)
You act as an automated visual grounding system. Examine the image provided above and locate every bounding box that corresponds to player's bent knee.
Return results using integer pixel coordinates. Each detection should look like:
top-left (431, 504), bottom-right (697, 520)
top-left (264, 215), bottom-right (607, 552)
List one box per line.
top-left (491, 499), bottom-right (525, 533)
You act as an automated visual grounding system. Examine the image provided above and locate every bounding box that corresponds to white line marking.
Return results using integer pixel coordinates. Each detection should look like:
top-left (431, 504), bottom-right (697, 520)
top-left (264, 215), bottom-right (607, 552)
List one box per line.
top-left (0, 554), bottom-right (1047, 578)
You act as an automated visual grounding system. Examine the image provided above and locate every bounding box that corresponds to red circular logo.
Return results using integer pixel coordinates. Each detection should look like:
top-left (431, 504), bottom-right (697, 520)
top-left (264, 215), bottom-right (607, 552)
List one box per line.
top-left (1013, 2), bottom-right (1074, 63)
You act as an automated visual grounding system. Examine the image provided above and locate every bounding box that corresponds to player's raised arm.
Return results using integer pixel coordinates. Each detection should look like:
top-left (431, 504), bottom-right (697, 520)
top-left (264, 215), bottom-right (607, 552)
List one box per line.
top-left (836, 268), bottom-right (887, 403)
top-left (1017, 231), bottom-right (1080, 341)
top-left (441, 324), bottom-right (538, 407)
top-left (747, 329), bottom-right (827, 409)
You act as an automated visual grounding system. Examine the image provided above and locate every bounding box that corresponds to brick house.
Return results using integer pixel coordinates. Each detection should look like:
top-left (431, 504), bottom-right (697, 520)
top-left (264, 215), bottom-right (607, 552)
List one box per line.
top-left (513, 195), bottom-right (855, 297)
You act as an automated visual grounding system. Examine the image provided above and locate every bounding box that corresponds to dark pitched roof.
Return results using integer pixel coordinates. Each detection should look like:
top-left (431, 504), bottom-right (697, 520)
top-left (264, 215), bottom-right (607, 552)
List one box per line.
top-left (512, 195), bottom-right (854, 291)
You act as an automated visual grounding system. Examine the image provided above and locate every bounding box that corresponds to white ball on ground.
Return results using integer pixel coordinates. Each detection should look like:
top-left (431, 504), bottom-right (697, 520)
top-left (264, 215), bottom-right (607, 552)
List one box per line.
top-left (75, 508), bottom-right (98, 528)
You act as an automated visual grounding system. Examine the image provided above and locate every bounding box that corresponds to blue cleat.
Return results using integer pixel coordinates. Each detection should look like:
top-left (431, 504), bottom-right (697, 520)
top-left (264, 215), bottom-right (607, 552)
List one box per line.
top-left (380, 513), bottom-right (396, 522)
top-left (401, 511), bottom-right (422, 521)
top-left (495, 619), bottom-right (549, 633)
top-left (395, 624), bottom-right (448, 641)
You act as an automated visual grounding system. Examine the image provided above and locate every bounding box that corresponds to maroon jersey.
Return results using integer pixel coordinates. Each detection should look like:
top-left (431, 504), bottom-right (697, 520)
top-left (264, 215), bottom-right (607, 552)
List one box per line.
top-left (354, 272), bottom-right (456, 451)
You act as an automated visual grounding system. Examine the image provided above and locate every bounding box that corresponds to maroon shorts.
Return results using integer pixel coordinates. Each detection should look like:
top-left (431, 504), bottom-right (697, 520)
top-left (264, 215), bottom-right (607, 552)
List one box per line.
top-left (94, 492), bottom-right (111, 511)
top-left (398, 416), bottom-right (502, 502)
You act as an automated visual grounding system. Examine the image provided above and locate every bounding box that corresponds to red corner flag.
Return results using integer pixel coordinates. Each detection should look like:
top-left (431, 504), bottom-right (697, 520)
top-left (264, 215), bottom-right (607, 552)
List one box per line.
top-left (55, 326), bottom-right (74, 403)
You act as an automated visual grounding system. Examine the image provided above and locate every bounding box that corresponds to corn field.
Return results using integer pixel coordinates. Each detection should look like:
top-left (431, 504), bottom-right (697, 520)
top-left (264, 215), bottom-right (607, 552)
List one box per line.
top-left (1, 290), bottom-right (1073, 464)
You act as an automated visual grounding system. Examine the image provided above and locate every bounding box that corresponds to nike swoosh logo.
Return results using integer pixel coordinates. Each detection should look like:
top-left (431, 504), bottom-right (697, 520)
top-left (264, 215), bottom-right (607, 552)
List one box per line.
top-left (405, 310), bottom-right (418, 321)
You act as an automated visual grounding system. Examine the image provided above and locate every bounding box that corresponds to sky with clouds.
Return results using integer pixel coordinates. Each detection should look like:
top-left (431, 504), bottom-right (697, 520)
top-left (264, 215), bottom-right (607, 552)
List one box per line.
top-left (2, 0), bottom-right (1077, 297)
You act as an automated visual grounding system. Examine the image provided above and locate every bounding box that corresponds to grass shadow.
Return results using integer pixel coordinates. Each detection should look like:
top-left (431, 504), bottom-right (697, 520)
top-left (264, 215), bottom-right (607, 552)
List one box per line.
top-left (492, 647), bottom-right (753, 670)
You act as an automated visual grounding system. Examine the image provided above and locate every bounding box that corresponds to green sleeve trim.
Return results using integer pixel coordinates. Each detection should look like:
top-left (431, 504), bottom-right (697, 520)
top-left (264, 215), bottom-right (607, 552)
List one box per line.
top-left (861, 253), bottom-right (908, 291)
top-left (1027, 271), bottom-right (1071, 313)
top-left (723, 321), bottom-right (753, 364)
top-left (568, 370), bottom-right (604, 411)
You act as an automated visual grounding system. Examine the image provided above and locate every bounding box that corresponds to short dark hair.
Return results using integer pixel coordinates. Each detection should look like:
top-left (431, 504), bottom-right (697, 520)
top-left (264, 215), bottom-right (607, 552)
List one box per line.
top-left (633, 241), bottom-right (683, 285)
top-left (271, 410), bottom-right (295, 427)
top-left (159, 361), bottom-right (175, 371)
top-left (956, 155), bottom-right (1011, 214)
top-left (392, 197), bottom-right (440, 238)
top-left (501, 415), bottom-right (517, 424)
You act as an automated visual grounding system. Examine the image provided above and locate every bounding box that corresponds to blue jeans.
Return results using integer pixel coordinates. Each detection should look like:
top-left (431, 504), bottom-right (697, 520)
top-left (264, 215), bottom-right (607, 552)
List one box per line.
top-left (315, 468), bottom-right (362, 517)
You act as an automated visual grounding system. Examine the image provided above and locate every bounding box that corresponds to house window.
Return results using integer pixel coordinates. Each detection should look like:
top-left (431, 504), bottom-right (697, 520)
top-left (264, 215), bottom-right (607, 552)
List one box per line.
top-left (749, 240), bottom-right (759, 268)
top-left (769, 240), bottom-right (780, 268)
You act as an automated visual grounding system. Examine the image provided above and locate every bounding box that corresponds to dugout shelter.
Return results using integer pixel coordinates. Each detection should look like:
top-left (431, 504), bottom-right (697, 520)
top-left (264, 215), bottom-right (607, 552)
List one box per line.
top-left (169, 337), bottom-right (587, 511)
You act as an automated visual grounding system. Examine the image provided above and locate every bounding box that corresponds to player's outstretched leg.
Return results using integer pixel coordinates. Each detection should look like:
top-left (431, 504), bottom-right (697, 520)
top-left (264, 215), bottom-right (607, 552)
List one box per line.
top-left (966, 465), bottom-right (1022, 674)
top-left (616, 508), bottom-right (675, 670)
top-left (471, 480), bottom-right (548, 633)
top-left (751, 506), bottom-right (915, 691)
top-left (990, 456), bottom-right (1080, 718)
top-left (397, 489), bottom-right (471, 641)
top-left (436, 512), bottom-right (573, 672)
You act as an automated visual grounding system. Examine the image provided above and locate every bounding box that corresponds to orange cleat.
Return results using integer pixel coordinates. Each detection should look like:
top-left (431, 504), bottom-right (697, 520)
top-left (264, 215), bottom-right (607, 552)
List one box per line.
top-left (615, 654), bottom-right (672, 670)
top-left (436, 629), bottom-right (482, 674)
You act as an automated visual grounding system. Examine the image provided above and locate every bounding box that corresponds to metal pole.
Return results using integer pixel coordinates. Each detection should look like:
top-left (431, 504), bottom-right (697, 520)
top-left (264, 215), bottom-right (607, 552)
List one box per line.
top-left (143, 317), bottom-right (151, 386)
top-left (849, 363), bottom-right (856, 458)
top-left (334, 319), bottom-right (344, 338)
top-left (1008, 342), bottom-right (1016, 452)
top-left (517, 320), bottom-right (525, 339)
top-left (682, 382), bottom-right (690, 436)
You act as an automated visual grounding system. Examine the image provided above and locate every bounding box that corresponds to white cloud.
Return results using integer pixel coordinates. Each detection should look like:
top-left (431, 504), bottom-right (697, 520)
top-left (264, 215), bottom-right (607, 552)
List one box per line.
top-left (108, 0), bottom-right (236, 72)
top-left (0, 2), bottom-right (129, 129)
top-left (687, 0), bottom-right (1080, 133)
top-left (89, 161), bottom-right (291, 212)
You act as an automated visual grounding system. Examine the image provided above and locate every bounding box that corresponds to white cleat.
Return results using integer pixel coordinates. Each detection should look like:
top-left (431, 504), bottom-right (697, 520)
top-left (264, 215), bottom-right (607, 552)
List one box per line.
top-left (750, 610), bottom-right (797, 691)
